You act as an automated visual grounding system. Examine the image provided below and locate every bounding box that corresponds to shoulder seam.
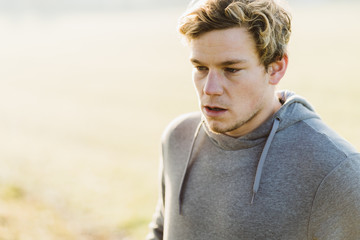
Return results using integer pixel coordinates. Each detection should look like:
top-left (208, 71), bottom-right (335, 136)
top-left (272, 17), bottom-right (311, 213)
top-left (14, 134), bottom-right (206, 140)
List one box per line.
top-left (302, 119), bottom-right (348, 159)
top-left (306, 153), bottom-right (359, 239)
top-left (301, 119), bottom-right (352, 239)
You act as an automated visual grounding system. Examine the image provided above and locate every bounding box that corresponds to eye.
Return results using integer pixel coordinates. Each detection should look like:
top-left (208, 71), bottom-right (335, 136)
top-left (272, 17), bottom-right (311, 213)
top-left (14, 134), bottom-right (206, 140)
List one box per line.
top-left (225, 68), bottom-right (241, 73)
top-left (195, 66), bottom-right (208, 71)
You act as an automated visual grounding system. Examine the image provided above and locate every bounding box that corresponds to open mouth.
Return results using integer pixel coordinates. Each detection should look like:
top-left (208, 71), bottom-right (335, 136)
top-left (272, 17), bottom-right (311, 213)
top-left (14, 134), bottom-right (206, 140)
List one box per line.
top-left (206, 106), bottom-right (226, 111)
top-left (204, 106), bottom-right (227, 117)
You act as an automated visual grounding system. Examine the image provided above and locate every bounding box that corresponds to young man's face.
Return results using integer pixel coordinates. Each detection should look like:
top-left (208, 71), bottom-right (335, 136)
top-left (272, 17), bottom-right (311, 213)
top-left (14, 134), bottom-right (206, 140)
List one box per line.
top-left (190, 27), bottom-right (280, 137)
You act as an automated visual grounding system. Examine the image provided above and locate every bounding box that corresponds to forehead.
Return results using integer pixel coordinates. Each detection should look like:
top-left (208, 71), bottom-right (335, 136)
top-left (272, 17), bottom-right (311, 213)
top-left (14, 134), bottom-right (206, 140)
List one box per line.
top-left (189, 27), bottom-right (259, 64)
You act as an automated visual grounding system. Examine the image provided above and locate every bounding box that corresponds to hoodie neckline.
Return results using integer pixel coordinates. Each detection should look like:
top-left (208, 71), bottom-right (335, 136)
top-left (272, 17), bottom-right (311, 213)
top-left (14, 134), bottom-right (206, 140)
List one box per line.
top-left (203, 111), bottom-right (279, 151)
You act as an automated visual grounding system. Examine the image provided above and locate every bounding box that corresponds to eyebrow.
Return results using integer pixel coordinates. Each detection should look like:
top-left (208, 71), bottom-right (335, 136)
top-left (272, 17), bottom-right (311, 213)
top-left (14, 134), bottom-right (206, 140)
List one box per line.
top-left (190, 58), bottom-right (248, 66)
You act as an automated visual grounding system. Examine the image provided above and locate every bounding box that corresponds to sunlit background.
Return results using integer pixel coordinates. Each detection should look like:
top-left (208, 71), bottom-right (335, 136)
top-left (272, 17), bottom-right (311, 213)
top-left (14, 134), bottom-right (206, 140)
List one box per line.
top-left (0, 0), bottom-right (359, 239)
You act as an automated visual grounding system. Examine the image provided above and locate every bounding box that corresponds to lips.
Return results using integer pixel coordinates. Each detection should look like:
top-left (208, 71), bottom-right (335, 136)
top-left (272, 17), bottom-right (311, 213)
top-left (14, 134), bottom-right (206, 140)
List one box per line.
top-left (203, 105), bottom-right (227, 117)
top-left (206, 106), bottom-right (226, 111)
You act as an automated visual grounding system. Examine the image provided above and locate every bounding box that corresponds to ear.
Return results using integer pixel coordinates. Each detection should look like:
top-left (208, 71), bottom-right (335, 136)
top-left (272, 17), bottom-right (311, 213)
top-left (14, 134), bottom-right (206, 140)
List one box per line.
top-left (267, 54), bottom-right (288, 85)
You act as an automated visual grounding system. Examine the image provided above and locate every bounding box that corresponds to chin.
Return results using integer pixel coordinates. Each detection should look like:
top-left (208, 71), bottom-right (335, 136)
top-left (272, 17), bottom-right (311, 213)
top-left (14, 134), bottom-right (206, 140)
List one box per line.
top-left (206, 120), bottom-right (230, 134)
top-left (207, 116), bottom-right (250, 135)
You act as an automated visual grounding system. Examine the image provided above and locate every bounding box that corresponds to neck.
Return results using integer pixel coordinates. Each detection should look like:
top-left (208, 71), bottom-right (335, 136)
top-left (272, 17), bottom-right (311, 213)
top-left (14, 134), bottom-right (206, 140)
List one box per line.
top-left (225, 95), bottom-right (282, 138)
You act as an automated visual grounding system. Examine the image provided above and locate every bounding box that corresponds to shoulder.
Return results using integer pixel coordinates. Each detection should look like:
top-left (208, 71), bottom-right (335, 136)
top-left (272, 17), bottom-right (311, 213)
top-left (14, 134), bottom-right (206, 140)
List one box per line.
top-left (277, 116), bottom-right (359, 182)
top-left (299, 118), bottom-right (360, 212)
top-left (161, 112), bottom-right (202, 146)
top-left (315, 153), bottom-right (360, 199)
top-left (309, 153), bottom-right (360, 239)
top-left (301, 118), bottom-right (358, 157)
top-left (303, 116), bottom-right (360, 238)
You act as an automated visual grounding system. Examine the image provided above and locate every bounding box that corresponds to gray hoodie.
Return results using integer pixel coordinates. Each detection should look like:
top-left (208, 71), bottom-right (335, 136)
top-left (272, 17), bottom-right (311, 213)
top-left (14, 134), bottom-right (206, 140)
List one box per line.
top-left (146, 91), bottom-right (360, 240)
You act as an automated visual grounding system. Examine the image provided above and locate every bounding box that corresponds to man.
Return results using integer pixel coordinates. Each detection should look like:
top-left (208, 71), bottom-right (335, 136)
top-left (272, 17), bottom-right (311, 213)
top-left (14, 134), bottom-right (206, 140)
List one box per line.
top-left (147, 0), bottom-right (360, 239)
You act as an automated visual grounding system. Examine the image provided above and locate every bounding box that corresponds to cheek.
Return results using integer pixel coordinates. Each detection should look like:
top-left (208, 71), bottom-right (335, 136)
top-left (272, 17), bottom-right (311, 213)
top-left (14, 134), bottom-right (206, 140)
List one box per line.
top-left (192, 75), bottom-right (204, 94)
top-left (230, 81), bottom-right (264, 107)
top-left (235, 71), bottom-right (268, 92)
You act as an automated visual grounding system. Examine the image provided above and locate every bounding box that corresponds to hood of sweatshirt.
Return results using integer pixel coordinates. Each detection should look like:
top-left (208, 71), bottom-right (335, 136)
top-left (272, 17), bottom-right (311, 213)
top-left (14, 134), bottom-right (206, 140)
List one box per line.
top-left (178, 91), bottom-right (320, 213)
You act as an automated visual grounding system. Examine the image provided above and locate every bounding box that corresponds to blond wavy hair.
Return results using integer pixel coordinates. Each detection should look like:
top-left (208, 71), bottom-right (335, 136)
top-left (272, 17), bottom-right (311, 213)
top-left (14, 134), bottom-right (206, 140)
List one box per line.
top-left (178, 0), bottom-right (292, 68)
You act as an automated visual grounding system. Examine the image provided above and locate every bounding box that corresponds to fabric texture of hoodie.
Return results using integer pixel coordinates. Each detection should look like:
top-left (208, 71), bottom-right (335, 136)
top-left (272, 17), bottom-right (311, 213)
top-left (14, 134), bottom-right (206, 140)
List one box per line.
top-left (146, 91), bottom-right (360, 240)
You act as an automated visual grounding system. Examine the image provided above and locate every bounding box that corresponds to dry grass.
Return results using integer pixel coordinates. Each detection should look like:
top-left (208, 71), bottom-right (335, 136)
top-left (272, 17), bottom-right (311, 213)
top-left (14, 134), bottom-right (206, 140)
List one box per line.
top-left (0, 3), bottom-right (359, 240)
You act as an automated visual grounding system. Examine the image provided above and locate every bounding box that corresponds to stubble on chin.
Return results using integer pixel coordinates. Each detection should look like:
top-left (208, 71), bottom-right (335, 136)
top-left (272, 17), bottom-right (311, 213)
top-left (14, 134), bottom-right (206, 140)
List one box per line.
top-left (204, 109), bottom-right (260, 136)
top-left (205, 118), bottom-right (244, 135)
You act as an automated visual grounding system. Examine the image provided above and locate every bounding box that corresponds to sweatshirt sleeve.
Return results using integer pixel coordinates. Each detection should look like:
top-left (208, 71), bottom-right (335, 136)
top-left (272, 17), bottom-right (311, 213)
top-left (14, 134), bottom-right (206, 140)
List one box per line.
top-left (308, 154), bottom-right (360, 240)
top-left (146, 153), bottom-right (165, 240)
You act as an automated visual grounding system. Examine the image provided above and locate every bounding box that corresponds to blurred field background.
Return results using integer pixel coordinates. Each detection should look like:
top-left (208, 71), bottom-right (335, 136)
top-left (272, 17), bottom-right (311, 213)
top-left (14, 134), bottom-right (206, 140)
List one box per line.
top-left (0, 0), bottom-right (359, 239)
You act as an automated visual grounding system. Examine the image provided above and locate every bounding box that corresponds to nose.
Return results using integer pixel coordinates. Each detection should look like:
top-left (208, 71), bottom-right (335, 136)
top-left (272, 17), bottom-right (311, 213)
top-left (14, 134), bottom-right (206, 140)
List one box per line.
top-left (203, 70), bottom-right (223, 96)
